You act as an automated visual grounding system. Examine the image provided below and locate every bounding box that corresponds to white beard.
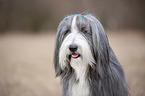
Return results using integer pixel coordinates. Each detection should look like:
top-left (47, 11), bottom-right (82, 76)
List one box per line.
top-left (68, 57), bottom-right (90, 96)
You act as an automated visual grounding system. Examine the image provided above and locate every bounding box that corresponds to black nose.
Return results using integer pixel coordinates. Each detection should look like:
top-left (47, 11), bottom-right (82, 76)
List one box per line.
top-left (69, 44), bottom-right (78, 52)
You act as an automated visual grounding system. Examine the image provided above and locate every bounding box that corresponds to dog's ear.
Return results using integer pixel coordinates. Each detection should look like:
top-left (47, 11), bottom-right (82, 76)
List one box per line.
top-left (54, 29), bottom-right (62, 77)
top-left (54, 19), bottom-right (67, 77)
top-left (90, 17), bottom-right (110, 78)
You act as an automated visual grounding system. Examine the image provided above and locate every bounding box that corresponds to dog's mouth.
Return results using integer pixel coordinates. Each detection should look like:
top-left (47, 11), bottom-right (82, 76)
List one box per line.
top-left (69, 53), bottom-right (80, 60)
top-left (71, 53), bottom-right (80, 58)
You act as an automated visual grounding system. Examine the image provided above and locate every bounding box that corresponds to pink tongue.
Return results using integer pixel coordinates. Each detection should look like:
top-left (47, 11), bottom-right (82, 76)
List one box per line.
top-left (71, 54), bottom-right (79, 58)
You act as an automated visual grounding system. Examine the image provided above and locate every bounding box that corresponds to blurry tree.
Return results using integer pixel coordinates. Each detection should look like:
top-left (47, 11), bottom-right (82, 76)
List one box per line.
top-left (0, 0), bottom-right (145, 33)
top-left (0, 0), bottom-right (15, 32)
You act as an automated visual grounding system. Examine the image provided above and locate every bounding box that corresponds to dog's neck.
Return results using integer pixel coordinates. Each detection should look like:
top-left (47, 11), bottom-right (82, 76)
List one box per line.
top-left (69, 58), bottom-right (90, 96)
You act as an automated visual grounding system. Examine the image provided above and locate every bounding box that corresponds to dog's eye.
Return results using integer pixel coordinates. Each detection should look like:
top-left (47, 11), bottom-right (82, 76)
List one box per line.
top-left (81, 27), bottom-right (87, 33)
top-left (64, 29), bottom-right (70, 35)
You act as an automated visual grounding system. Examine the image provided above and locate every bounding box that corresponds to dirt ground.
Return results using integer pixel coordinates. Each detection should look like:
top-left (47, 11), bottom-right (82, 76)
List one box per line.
top-left (0, 30), bottom-right (145, 96)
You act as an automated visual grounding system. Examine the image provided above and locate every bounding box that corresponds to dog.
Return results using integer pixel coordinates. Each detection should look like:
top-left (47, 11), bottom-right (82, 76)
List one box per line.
top-left (54, 13), bottom-right (129, 96)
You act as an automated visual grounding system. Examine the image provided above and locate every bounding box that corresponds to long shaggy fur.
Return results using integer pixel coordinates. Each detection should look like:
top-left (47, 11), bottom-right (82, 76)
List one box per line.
top-left (54, 13), bottom-right (129, 96)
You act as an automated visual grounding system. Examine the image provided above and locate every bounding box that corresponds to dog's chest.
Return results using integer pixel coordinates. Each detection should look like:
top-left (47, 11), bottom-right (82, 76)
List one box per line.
top-left (70, 79), bottom-right (90, 96)
top-left (69, 60), bottom-right (90, 96)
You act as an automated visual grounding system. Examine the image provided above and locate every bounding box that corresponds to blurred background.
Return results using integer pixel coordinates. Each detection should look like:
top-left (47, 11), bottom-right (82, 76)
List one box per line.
top-left (0, 0), bottom-right (145, 96)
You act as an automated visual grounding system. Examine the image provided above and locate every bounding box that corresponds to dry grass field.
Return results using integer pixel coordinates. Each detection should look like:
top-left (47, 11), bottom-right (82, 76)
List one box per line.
top-left (0, 30), bottom-right (145, 96)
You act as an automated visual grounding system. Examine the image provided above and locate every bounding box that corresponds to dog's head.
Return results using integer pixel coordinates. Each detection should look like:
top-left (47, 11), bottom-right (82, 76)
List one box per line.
top-left (54, 13), bottom-right (110, 77)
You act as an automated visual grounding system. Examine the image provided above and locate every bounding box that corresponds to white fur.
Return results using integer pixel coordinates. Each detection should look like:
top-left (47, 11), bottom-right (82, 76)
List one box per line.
top-left (69, 58), bottom-right (90, 96)
top-left (59, 16), bottom-right (95, 96)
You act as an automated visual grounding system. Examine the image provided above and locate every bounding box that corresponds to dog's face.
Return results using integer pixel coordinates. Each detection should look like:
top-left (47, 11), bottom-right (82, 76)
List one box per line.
top-left (54, 13), bottom-right (110, 77)
top-left (59, 16), bottom-right (95, 71)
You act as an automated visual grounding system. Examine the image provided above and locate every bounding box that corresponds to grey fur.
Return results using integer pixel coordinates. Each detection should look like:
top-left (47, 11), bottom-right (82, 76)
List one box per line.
top-left (54, 13), bottom-right (129, 96)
